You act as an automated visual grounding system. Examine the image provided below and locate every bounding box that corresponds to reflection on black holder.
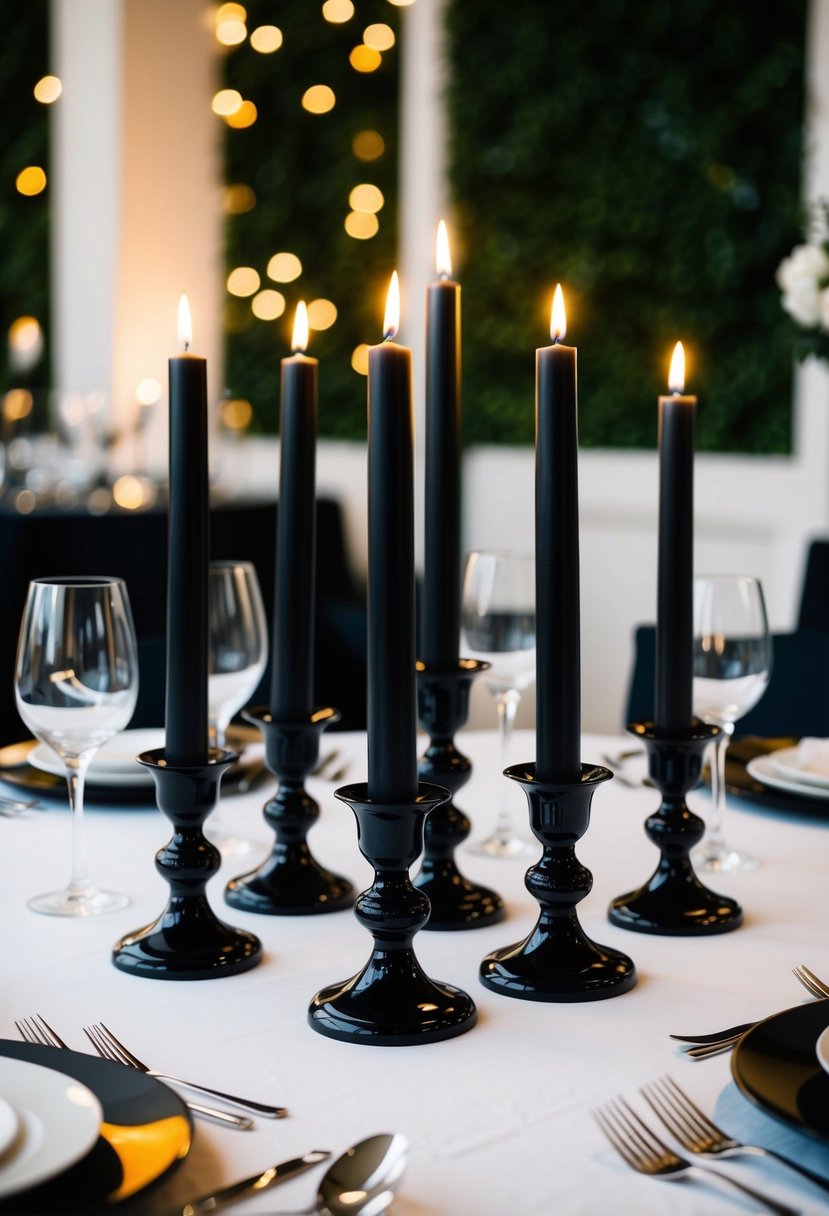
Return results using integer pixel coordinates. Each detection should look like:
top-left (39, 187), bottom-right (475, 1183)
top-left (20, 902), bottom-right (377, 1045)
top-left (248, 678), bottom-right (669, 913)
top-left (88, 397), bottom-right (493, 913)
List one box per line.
top-left (414, 660), bottom-right (504, 931)
top-left (608, 720), bottom-right (743, 936)
top-left (113, 748), bottom-right (262, 980)
top-left (308, 781), bottom-right (478, 1045)
top-left (224, 706), bottom-right (354, 916)
top-left (480, 763), bottom-right (637, 1001)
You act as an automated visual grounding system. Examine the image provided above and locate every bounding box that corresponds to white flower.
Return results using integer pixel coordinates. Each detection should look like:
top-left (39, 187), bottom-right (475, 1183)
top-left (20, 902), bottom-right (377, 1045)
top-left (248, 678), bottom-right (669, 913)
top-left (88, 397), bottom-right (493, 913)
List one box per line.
top-left (821, 286), bottom-right (829, 333)
top-left (776, 242), bottom-right (829, 295)
top-left (782, 282), bottom-right (822, 327)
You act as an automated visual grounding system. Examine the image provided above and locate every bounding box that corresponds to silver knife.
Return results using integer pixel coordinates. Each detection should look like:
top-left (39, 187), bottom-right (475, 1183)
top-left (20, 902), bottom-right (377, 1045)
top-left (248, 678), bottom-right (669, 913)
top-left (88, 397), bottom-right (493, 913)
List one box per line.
top-left (177, 1150), bottom-right (331, 1216)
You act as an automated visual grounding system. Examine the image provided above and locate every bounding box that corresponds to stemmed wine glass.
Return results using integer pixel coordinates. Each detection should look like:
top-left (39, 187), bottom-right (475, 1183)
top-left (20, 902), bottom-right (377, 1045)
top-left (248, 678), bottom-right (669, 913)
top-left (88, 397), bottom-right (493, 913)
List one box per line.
top-left (15, 576), bottom-right (138, 915)
top-left (461, 549), bottom-right (537, 859)
top-left (692, 574), bottom-right (772, 874)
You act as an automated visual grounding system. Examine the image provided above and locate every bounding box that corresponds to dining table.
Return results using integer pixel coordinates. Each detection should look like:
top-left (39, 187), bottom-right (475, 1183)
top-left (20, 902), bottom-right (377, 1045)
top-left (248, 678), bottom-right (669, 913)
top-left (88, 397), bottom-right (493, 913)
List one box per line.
top-left (1, 728), bottom-right (828, 1216)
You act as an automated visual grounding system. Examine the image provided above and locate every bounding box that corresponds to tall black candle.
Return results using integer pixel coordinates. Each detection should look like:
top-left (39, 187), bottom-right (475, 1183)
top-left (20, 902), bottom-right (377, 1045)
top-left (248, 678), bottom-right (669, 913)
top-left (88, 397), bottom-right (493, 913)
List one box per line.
top-left (654, 341), bottom-right (696, 733)
top-left (270, 302), bottom-right (317, 721)
top-left (166, 294), bottom-right (209, 766)
top-left (421, 220), bottom-right (461, 669)
top-left (367, 272), bottom-right (418, 803)
top-left (535, 285), bottom-right (581, 784)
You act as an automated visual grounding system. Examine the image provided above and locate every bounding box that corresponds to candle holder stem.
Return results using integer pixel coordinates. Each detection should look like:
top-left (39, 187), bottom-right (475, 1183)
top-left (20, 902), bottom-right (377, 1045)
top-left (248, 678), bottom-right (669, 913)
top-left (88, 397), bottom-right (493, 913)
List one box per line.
top-left (308, 782), bottom-right (478, 1044)
top-left (480, 762), bottom-right (636, 1001)
top-left (113, 748), bottom-right (262, 979)
top-left (414, 660), bottom-right (504, 930)
top-left (608, 721), bottom-right (743, 935)
top-left (224, 706), bottom-right (354, 915)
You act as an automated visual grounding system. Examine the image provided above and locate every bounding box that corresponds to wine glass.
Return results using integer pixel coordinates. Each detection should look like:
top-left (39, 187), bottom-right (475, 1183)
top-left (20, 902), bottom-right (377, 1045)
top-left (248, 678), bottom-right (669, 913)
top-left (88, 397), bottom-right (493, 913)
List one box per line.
top-left (692, 574), bottom-right (772, 874)
top-left (461, 549), bottom-right (537, 859)
top-left (15, 576), bottom-right (138, 915)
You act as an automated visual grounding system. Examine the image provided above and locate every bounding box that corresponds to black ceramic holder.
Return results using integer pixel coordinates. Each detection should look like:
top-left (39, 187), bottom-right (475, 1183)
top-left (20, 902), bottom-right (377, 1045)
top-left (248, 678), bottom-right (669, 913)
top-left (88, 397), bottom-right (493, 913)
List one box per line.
top-left (113, 748), bottom-right (262, 980)
top-left (308, 781), bottom-right (478, 1045)
top-left (414, 659), bottom-right (505, 931)
top-left (480, 762), bottom-right (637, 1002)
top-left (224, 705), bottom-right (354, 916)
top-left (608, 721), bottom-right (743, 935)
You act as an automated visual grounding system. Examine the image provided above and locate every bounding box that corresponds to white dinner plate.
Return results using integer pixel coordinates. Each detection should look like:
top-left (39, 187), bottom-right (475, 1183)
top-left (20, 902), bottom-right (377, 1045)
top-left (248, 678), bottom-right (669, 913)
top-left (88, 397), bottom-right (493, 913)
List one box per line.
top-left (746, 753), bottom-right (829, 802)
top-left (767, 745), bottom-right (829, 790)
top-left (817, 1025), bottom-right (829, 1077)
top-left (28, 728), bottom-right (164, 787)
top-left (0, 1095), bottom-right (19, 1160)
top-left (0, 1056), bottom-right (102, 1199)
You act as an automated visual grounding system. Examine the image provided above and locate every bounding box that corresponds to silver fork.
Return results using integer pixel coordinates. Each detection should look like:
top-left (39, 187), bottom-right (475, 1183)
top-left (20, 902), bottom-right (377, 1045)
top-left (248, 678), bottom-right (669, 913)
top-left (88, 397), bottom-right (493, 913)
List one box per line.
top-left (643, 1075), bottom-right (829, 1195)
top-left (16, 1015), bottom-right (253, 1130)
top-left (592, 1096), bottom-right (800, 1215)
top-left (83, 1022), bottom-right (286, 1120)
top-left (792, 963), bottom-right (829, 999)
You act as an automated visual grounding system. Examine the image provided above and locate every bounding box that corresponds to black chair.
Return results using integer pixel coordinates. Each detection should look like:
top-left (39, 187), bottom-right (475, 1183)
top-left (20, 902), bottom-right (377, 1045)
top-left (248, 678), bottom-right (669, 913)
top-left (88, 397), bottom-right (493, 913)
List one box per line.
top-left (625, 623), bottom-right (829, 738)
top-left (798, 539), bottom-right (829, 632)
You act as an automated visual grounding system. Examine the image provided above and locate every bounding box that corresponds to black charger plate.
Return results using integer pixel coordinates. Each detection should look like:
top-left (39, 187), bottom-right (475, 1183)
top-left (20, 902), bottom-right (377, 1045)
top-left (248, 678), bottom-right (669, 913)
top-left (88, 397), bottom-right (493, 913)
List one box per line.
top-left (0, 1040), bottom-right (192, 1211)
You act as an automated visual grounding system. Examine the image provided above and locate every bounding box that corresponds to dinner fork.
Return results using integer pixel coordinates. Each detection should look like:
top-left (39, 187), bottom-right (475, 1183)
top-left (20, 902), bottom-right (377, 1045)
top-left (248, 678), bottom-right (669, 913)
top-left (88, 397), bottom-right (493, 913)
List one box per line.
top-left (15, 1015), bottom-right (253, 1130)
top-left (83, 1022), bottom-right (287, 1119)
top-left (792, 963), bottom-right (829, 999)
top-left (642, 1075), bottom-right (829, 1195)
top-left (592, 1097), bottom-right (799, 1215)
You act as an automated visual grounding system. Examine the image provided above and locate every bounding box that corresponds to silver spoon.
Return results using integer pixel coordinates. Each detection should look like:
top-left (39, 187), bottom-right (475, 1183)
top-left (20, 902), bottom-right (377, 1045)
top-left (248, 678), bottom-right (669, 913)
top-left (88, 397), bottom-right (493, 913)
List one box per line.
top-left (267, 1133), bottom-right (409, 1216)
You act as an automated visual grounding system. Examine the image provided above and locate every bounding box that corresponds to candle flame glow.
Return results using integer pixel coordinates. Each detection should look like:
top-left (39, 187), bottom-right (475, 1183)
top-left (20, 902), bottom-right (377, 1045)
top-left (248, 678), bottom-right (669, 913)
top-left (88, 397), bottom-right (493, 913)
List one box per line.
top-left (668, 341), bottom-right (685, 392)
top-left (550, 284), bottom-right (566, 342)
top-left (292, 300), bottom-right (309, 353)
top-left (383, 270), bottom-right (400, 340)
top-left (436, 220), bottom-right (452, 278)
top-left (178, 294), bottom-right (192, 352)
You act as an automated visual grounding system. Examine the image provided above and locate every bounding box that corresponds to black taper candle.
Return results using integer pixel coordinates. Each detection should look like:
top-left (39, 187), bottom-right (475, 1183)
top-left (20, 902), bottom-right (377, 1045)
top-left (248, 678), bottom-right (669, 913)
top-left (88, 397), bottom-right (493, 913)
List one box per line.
top-left (654, 342), bottom-right (696, 734)
top-left (534, 286), bottom-right (581, 784)
top-left (367, 272), bottom-right (418, 804)
top-left (166, 294), bottom-right (209, 766)
top-left (270, 303), bottom-right (317, 720)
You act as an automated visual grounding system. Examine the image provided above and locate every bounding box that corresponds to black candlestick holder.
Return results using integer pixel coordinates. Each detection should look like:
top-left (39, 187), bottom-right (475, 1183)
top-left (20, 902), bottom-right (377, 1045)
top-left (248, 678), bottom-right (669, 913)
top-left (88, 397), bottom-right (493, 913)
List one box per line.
top-left (224, 706), bottom-right (354, 916)
top-left (308, 781), bottom-right (478, 1045)
top-left (480, 762), bottom-right (637, 1002)
top-left (414, 659), bottom-right (504, 931)
top-left (113, 748), bottom-right (262, 980)
top-left (608, 720), bottom-right (743, 935)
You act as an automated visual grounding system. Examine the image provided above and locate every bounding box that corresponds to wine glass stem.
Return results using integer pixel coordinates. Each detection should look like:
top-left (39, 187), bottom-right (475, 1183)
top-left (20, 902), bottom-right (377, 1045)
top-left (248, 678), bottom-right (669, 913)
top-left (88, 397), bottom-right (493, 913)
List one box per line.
top-left (66, 760), bottom-right (92, 894)
top-left (494, 690), bottom-right (521, 837)
top-left (706, 724), bottom-right (733, 853)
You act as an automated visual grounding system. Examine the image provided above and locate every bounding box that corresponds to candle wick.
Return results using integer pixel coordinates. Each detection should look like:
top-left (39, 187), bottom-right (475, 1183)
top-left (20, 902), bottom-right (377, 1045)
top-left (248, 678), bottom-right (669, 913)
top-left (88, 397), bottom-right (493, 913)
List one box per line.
top-left (183, 340), bottom-right (191, 354)
top-left (552, 336), bottom-right (561, 346)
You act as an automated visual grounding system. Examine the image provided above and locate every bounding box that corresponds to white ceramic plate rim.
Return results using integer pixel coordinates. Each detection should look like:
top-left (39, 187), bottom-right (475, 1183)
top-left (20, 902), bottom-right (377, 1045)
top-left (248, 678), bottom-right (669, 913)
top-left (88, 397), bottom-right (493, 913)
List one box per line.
top-left (0, 1056), bottom-right (102, 1199)
top-left (767, 745), bottom-right (829, 790)
top-left (27, 727), bottom-right (164, 786)
top-left (0, 1095), bottom-right (19, 1159)
top-left (746, 753), bottom-right (829, 802)
top-left (816, 1024), bottom-right (829, 1076)
top-left (28, 746), bottom-right (152, 787)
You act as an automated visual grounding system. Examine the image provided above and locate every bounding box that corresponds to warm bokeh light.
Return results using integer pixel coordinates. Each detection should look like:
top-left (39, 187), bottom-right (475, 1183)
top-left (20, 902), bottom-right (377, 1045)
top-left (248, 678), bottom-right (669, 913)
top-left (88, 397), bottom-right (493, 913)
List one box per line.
top-left (212, 88), bottom-right (243, 116)
top-left (302, 84), bottom-right (336, 114)
top-left (223, 183), bottom-right (256, 214)
top-left (135, 377), bottom-right (162, 406)
top-left (8, 316), bottom-right (43, 368)
top-left (178, 294), bottom-right (193, 349)
top-left (352, 129), bottom-right (385, 161)
top-left (350, 44), bottom-right (382, 72)
top-left (550, 284), bottom-right (566, 341)
top-left (16, 166), bottom-right (46, 196)
top-left (344, 211), bottom-right (379, 239)
top-left (216, 17), bottom-right (247, 45)
top-left (292, 301), bottom-right (309, 353)
top-left (351, 344), bottom-right (370, 375)
top-left (668, 341), bottom-right (686, 392)
top-left (386, 0), bottom-right (414, 5)
top-left (250, 24), bottom-right (282, 52)
top-left (436, 220), bottom-right (451, 277)
top-left (308, 298), bottom-right (338, 330)
top-left (3, 389), bottom-right (33, 422)
top-left (34, 75), bottom-right (61, 104)
top-left (383, 271), bottom-right (400, 340)
top-left (113, 475), bottom-right (145, 511)
top-left (217, 2), bottom-right (246, 20)
top-left (267, 251), bottom-right (303, 282)
top-left (225, 100), bottom-right (257, 128)
top-left (227, 266), bottom-right (260, 297)
top-left (363, 23), bottom-right (395, 50)
top-left (251, 289), bottom-right (286, 320)
top-left (221, 398), bottom-right (253, 429)
top-left (322, 0), bottom-right (354, 21)
top-left (349, 183), bottom-right (384, 213)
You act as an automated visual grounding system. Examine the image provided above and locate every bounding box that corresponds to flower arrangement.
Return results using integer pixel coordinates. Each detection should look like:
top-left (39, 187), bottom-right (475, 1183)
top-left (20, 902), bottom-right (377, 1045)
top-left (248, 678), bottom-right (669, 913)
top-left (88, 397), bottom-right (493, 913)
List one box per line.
top-left (777, 203), bottom-right (829, 362)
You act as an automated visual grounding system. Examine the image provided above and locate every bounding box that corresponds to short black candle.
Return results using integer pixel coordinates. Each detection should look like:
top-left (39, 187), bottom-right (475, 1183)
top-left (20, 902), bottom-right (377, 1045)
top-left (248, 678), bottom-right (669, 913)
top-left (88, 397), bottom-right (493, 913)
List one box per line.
top-left (166, 295), bottom-right (209, 767)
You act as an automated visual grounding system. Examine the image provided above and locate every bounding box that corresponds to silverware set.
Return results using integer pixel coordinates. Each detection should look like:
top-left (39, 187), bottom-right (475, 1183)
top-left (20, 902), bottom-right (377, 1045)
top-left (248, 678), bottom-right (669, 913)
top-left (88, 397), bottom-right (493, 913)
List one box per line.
top-left (310, 749), bottom-right (350, 782)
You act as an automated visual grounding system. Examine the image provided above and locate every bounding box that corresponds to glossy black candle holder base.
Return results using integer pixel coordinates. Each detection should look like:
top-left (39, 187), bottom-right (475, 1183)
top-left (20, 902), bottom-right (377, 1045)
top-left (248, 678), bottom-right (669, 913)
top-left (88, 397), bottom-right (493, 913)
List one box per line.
top-left (308, 782), bottom-right (478, 1045)
top-left (480, 763), bottom-right (636, 1002)
top-left (113, 749), bottom-right (262, 980)
top-left (608, 721), bottom-right (743, 936)
top-left (414, 660), bottom-right (504, 931)
top-left (224, 706), bottom-right (354, 916)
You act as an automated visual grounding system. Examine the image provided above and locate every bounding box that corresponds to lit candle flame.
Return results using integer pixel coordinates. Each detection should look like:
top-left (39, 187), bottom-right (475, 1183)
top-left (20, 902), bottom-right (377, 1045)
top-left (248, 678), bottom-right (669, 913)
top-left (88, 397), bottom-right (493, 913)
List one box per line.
top-left (292, 300), bottom-right (309, 353)
top-left (383, 270), bottom-right (400, 340)
top-left (177, 294), bottom-right (192, 352)
top-left (436, 220), bottom-right (452, 278)
top-left (668, 341), bottom-right (685, 393)
top-left (550, 284), bottom-right (566, 342)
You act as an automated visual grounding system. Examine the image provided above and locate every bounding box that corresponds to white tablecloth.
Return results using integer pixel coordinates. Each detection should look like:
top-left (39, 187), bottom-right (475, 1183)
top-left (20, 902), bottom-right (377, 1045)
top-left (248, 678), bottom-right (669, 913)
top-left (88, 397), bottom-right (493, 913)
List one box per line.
top-left (2, 730), bottom-right (828, 1215)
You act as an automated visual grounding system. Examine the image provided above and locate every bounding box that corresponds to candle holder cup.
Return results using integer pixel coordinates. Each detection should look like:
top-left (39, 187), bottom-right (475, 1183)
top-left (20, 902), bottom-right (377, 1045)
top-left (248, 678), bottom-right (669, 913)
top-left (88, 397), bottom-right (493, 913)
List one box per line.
top-left (224, 706), bottom-right (354, 915)
top-left (608, 720), bottom-right (743, 935)
top-left (414, 659), bottom-right (505, 930)
top-left (480, 762), bottom-right (637, 1001)
top-left (113, 748), bottom-right (262, 979)
top-left (308, 781), bottom-right (478, 1045)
